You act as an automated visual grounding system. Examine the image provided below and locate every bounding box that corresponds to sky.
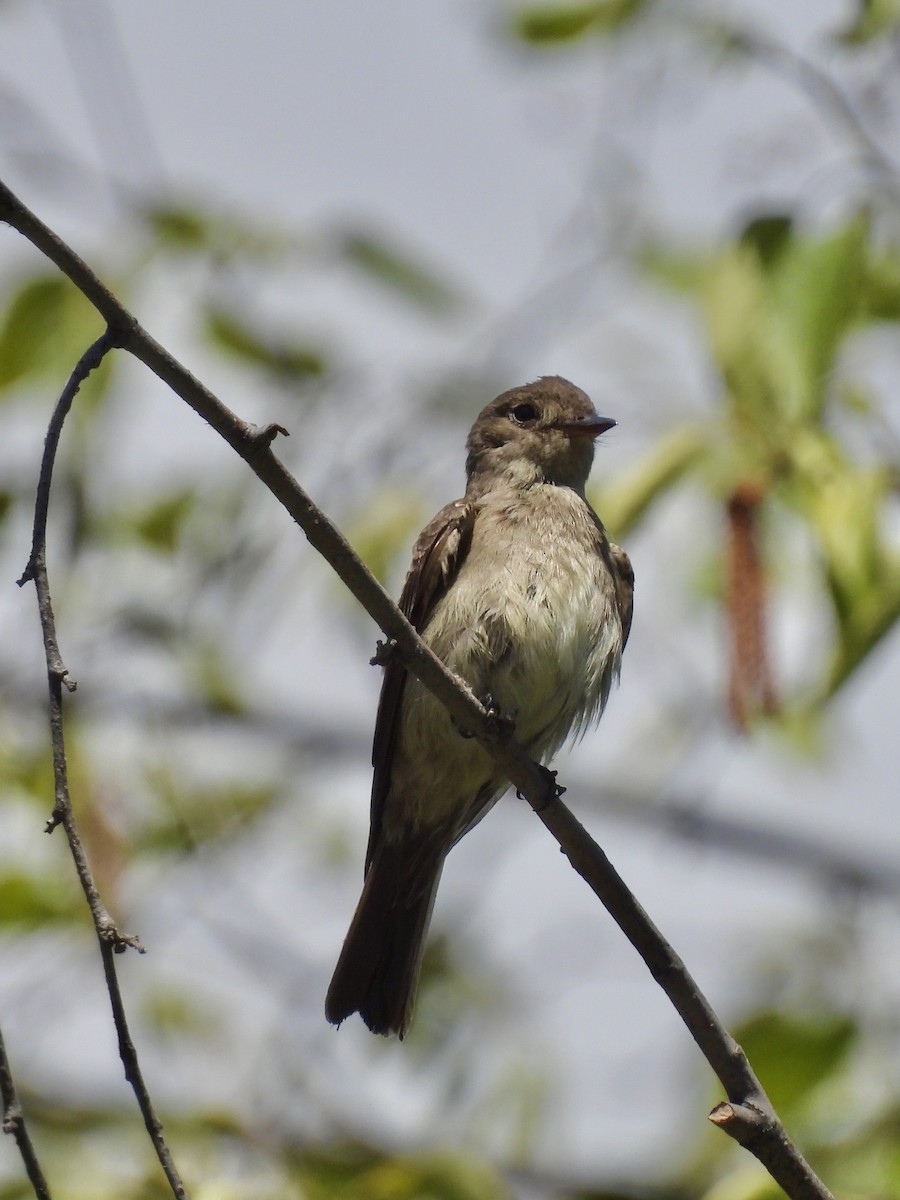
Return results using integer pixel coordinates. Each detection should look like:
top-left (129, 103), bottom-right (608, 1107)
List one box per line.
top-left (2, 0), bottom-right (900, 1188)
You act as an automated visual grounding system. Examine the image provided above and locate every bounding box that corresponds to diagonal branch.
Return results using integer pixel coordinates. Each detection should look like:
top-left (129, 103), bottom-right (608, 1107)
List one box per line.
top-left (15, 336), bottom-right (189, 1200)
top-left (709, 22), bottom-right (900, 200)
top-left (0, 176), bottom-right (832, 1200)
top-left (0, 1020), bottom-right (52, 1200)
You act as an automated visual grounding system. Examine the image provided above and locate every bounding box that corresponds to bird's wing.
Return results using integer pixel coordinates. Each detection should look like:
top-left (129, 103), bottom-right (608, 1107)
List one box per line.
top-left (366, 498), bottom-right (476, 871)
top-left (609, 540), bottom-right (634, 650)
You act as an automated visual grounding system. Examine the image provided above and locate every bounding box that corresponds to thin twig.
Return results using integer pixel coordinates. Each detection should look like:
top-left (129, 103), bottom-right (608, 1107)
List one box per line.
top-left (599, 785), bottom-right (900, 899)
top-left (0, 1020), bottom-right (52, 1200)
top-left (0, 176), bottom-right (833, 1199)
top-left (15, 335), bottom-right (189, 1200)
top-left (4, 678), bottom-right (893, 900)
top-left (710, 22), bottom-right (900, 201)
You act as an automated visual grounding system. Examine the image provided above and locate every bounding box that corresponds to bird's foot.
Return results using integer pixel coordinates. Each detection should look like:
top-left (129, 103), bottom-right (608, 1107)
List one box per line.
top-left (456, 694), bottom-right (517, 740)
top-left (518, 767), bottom-right (566, 811)
top-left (370, 638), bottom-right (399, 667)
top-left (485, 698), bottom-right (517, 740)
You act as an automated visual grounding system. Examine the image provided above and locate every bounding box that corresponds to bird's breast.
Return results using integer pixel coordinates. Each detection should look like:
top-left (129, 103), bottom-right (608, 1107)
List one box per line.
top-left (421, 485), bottom-right (623, 760)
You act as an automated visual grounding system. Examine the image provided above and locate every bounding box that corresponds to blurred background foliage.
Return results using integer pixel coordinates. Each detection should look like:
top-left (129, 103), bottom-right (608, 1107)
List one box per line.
top-left (2, 0), bottom-right (900, 1198)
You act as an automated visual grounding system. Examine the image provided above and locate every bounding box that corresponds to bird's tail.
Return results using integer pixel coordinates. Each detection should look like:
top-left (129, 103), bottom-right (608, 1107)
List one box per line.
top-left (325, 841), bottom-right (444, 1038)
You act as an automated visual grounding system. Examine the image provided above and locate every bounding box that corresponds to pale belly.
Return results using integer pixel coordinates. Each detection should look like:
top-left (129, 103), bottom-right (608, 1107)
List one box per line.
top-left (384, 486), bottom-right (623, 837)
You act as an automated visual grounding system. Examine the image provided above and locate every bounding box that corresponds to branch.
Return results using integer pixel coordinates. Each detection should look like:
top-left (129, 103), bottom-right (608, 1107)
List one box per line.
top-left (0, 177), bottom-right (832, 1200)
top-left (15, 336), bottom-right (189, 1200)
top-left (0, 1021), bottom-right (52, 1200)
top-left (596, 785), bottom-right (900, 900)
top-left (711, 23), bottom-right (900, 200)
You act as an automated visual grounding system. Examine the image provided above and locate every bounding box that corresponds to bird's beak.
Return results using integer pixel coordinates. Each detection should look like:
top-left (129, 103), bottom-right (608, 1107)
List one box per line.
top-left (556, 414), bottom-right (616, 439)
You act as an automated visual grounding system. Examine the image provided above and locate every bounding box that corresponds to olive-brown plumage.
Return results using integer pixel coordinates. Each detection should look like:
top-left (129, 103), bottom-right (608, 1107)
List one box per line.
top-left (326, 376), bottom-right (633, 1036)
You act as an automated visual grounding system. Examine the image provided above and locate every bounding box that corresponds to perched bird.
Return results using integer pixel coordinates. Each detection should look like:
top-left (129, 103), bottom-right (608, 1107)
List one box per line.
top-left (326, 376), bottom-right (633, 1037)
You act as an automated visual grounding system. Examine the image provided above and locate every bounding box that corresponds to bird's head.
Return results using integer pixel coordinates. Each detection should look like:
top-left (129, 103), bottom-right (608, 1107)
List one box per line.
top-left (465, 376), bottom-right (615, 493)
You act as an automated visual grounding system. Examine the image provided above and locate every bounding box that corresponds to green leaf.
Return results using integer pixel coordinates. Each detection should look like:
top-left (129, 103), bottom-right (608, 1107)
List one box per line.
top-left (591, 426), bottom-right (710, 536)
top-left (703, 213), bottom-right (871, 427)
top-left (839, 383), bottom-right (874, 414)
top-left (205, 307), bottom-right (327, 379)
top-left (644, 214), bottom-right (900, 713)
top-left (188, 643), bottom-right (247, 717)
top-left (344, 488), bottom-right (427, 586)
top-left (705, 243), bottom-right (774, 421)
top-left (140, 985), bottom-right (223, 1038)
top-left (143, 204), bottom-right (212, 250)
top-left (293, 1146), bottom-right (509, 1200)
top-left (130, 489), bottom-right (196, 553)
top-left (143, 201), bottom-right (299, 263)
top-left (0, 869), bottom-right (79, 928)
top-left (766, 213), bottom-right (869, 420)
top-left (734, 1010), bottom-right (856, 1117)
top-left (785, 432), bottom-right (900, 694)
top-left (0, 275), bottom-right (67, 387)
top-left (513, 0), bottom-right (647, 43)
top-left (641, 243), bottom-right (710, 294)
top-left (141, 773), bottom-right (279, 852)
top-left (859, 243), bottom-right (900, 320)
top-left (696, 1166), bottom-right (791, 1200)
top-left (835, 0), bottom-right (900, 43)
top-left (338, 229), bottom-right (462, 313)
top-left (0, 273), bottom-right (106, 392)
top-left (739, 214), bottom-right (794, 269)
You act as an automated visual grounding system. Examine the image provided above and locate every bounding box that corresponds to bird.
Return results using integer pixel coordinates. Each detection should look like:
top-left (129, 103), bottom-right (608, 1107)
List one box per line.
top-left (325, 375), bottom-right (633, 1037)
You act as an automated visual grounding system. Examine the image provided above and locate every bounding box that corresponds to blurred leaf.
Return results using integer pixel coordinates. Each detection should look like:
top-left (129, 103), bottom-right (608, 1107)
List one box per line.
top-left (513, 0), bottom-right (648, 43)
top-left (0, 739), bottom-right (55, 811)
top-left (140, 985), bottom-right (222, 1039)
top-left (0, 273), bottom-right (107, 394)
top-left (765, 213), bottom-right (869, 421)
top-left (635, 213), bottom-right (900, 710)
top-left (115, 605), bottom-right (183, 643)
top-left (292, 1145), bottom-right (509, 1200)
top-left (0, 490), bottom-right (12, 524)
top-left (141, 774), bottom-right (279, 853)
top-left (819, 1104), bottom-right (900, 1197)
top-left (0, 1182), bottom-right (33, 1200)
top-left (344, 488), bottom-right (426, 585)
top-left (130, 488), bottom-right (196, 553)
top-left (739, 214), bottom-right (794, 269)
top-left (0, 275), bottom-right (67, 387)
top-left (143, 204), bottom-right (211, 250)
top-left (143, 201), bottom-right (299, 263)
top-left (707, 213), bottom-right (870, 427)
top-left (734, 1010), bottom-right (856, 1117)
top-left (648, 214), bottom-right (878, 432)
top-left (0, 869), bottom-right (78, 928)
top-left (338, 229), bottom-right (462, 313)
top-left (838, 382), bottom-right (873, 414)
top-left (705, 242), bottom-right (773, 422)
top-left (591, 426), bottom-right (710, 536)
top-left (205, 306), bottom-right (327, 379)
top-left (641, 243), bottom-right (710, 293)
top-left (835, 0), bottom-right (900, 43)
top-left (649, 212), bottom-right (900, 708)
top-left (698, 1165), bottom-right (785, 1200)
top-left (409, 934), bottom-right (502, 1056)
top-left (783, 431), bottom-right (900, 695)
top-left (859, 243), bottom-right (900, 319)
top-left (188, 643), bottom-right (247, 717)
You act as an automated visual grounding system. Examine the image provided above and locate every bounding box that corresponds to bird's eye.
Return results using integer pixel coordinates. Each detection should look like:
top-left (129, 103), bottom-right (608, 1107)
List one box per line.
top-left (510, 403), bottom-right (538, 424)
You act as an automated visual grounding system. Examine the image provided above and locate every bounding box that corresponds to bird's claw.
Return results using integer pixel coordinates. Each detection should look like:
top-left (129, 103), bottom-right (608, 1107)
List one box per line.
top-left (370, 639), bottom-right (399, 667)
top-left (456, 694), bottom-right (516, 740)
top-left (519, 767), bottom-right (566, 811)
top-left (483, 695), bottom-right (517, 739)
